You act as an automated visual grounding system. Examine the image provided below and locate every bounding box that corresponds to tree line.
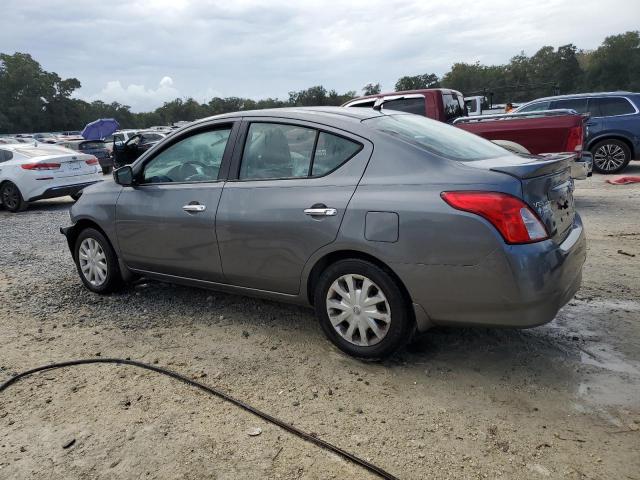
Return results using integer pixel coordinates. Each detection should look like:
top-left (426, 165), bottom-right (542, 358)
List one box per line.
top-left (1, 31), bottom-right (639, 133)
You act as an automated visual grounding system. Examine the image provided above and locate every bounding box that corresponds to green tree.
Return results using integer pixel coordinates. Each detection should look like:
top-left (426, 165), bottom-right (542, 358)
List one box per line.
top-left (362, 83), bottom-right (381, 96)
top-left (586, 31), bottom-right (640, 91)
top-left (395, 73), bottom-right (439, 91)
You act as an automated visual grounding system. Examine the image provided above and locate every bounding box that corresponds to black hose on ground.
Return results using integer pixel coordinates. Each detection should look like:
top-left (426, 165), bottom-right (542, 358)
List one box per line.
top-left (0, 358), bottom-right (399, 480)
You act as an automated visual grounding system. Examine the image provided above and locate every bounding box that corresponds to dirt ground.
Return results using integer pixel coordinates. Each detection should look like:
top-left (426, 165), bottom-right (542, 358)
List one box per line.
top-left (1, 166), bottom-right (639, 480)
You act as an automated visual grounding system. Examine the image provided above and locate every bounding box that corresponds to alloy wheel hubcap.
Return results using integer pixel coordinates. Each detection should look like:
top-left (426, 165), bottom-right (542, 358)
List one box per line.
top-left (326, 274), bottom-right (391, 347)
top-left (79, 238), bottom-right (108, 287)
top-left (594, 144), bottom-right (626, 171)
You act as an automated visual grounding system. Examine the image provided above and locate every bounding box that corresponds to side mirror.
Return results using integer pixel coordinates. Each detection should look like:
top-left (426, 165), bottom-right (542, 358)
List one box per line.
top-left (113, 165), bottom-right (135, 186)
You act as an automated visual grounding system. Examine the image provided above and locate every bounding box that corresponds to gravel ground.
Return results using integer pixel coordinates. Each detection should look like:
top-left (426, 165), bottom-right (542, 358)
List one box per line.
top-left (1, 167), bottom-right (639, 479)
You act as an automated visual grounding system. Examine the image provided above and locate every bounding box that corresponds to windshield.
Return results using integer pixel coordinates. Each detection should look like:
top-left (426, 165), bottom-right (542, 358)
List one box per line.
top-left (364, 114), bottom-right (509, 161)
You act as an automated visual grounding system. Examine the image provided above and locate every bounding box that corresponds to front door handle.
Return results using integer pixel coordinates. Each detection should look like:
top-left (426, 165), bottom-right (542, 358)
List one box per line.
top-left (304, 207), bottom-right (337, 216)
top-left (183, 203), bottom-right (206, 213)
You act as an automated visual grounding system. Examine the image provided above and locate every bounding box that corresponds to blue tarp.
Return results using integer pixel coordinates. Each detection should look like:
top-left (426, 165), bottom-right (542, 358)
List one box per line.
top-left (81, 118), bottom-right (120, 140)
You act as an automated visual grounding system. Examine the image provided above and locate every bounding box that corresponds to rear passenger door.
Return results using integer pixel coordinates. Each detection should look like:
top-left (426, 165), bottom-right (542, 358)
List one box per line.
top-left (590, 96), bottom-right (638, 142)
top-left (216, 119), bottom-right (372, 294)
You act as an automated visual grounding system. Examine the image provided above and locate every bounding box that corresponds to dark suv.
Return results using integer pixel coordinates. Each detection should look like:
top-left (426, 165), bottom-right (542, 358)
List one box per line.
top-left (515, 92), bottom-right (640, 173)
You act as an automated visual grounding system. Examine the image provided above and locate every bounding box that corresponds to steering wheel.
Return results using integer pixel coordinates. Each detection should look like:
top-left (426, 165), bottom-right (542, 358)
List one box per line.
top-left (180, 160), bottom-right (208, 181)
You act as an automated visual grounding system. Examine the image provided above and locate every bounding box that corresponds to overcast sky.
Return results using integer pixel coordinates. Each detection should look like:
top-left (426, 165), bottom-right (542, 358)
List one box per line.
top-left (1, 0), bottom-right (638, 111)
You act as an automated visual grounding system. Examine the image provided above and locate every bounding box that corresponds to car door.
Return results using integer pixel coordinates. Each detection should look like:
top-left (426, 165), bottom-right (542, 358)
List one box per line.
top-left (216, 119), bottom-right (372, 294)
top-left (591, 96), bottom-right (638, 138)
top-left (116, 121), bottom-right (239, 282)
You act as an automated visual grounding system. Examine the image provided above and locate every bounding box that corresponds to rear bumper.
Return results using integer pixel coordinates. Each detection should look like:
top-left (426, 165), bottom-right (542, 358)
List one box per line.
top-left (28, 180), bottom-right (102, 202)
top-left (394, 214), bottom-right (587, 330)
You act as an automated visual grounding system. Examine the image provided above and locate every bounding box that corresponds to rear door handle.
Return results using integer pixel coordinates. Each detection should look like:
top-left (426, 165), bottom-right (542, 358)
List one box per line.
top-left (182, 203), bottom-right (206, 213)
top-left (304, 207), bottom-right (337, 216)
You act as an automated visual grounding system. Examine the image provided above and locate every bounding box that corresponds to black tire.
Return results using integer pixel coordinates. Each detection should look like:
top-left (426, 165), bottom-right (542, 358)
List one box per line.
top-left (590, 139), bottom-right (631, 174)
top-left (74, 228), bottom-right (124, 294)
top-left (102, 166), bottom-right (112, 175)
top-left (0, 181), bottom-right (28, 212)
top-left (314, 259), bottom-right (414, 360)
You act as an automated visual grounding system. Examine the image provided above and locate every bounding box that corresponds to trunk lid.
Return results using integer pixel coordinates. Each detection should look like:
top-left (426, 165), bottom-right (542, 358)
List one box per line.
top-left (469, 153), bottom-right (576, 241)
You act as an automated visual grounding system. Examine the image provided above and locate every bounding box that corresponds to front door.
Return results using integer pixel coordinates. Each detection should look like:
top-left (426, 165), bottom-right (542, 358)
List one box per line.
top-left (116, 122), bottom-right (237, 282)
top-left (216, 119), bottom-right (372, 294)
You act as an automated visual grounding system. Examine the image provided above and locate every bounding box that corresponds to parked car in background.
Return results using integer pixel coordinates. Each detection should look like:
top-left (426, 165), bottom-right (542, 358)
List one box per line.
top-left (61, 140), bottom-right (113, 174)
top-left (344, 89), bottom-right (590, 178)
top-left (0, 143), bottom-right (102, 212)
top-left (32, 133), bottom-right (58, 144)
top-left (112, 131), bottom-right (166, 168)
top-left (515, 92), bottom-right (640, 173)
top-left (0, 136), bottom-right (25, 144)
top-left (343, 88), bottom-right (468, 123)
top-left (62, 107), bottom-right (585, 359)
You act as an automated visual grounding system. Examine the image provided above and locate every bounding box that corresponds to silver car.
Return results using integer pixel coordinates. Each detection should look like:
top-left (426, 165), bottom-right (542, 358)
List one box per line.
top-left (61, 107), bottom-right (586, 359)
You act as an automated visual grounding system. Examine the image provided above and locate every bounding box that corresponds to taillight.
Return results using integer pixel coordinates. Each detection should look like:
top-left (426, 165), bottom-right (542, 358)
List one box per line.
top-left (566, 125), bottom-right (583, 152)
top-left (85, 157), bottom-right (99, 165)
top-left (441, 191), bottom-right (548, 244)
top-left (21, 162), bottom-right (61, 170)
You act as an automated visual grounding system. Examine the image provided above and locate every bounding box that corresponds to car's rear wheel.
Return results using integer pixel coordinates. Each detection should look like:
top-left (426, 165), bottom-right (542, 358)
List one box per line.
top-left (591, 139), bottom-right (631, 174)
top-left (314, 259), bottom-right (413, 359)
top-left (0, 181), bottom-right (28, 212)
top-left (74, 228), bottom-right (123, 293)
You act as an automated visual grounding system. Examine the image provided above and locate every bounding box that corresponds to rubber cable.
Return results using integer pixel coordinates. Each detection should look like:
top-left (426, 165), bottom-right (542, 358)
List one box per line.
top-left (0, 358), bottom-right (399, 480)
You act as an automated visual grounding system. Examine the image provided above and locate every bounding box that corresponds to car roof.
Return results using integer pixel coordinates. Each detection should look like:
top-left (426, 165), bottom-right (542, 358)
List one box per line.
top-left (524, 91), bottom-right (638, 103)
top-left (189, 106), bottom-right (395, 133)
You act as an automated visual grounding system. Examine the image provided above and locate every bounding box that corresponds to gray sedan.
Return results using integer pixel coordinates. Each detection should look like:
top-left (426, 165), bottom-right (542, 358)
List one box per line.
top-left (61, 107), bottom-right (586, 359)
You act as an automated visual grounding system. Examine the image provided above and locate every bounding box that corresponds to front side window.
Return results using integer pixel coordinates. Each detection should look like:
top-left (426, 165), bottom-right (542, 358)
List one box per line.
top-left (517, 101), bottom-right (550, 113)
top-left (591, 97), bottom-right (636, 116)
top-left (365, 114), bottom-right (509, 162)
top-left (550, 98), bottom-right (588, 114)
top-left (382, 97), bottom-right (426, 116)
top-left (142, 127), bottom-right (232, 183)
top-left (240, 123), bottom-right (316, 179)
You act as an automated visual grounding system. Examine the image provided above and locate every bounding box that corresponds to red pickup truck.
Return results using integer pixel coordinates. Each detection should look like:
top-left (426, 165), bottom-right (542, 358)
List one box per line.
top-left (342, 88), bottom-right (588, 161)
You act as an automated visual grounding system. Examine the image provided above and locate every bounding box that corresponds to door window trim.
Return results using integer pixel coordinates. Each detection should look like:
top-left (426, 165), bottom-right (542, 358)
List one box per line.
top-left (132, 120), bottom-right (240, 186)
top-left (229, 119), bottom-right (364, 182)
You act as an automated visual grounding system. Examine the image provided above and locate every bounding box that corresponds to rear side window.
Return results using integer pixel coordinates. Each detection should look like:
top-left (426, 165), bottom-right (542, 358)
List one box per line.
top-left (442, 93), bottom-right (465, 122)
top-left (349, 100), bottom-right (376, 108)
top-left (382, 97), bottom-right (425, 116)
top-left (591, 97), bottom-right (636, 116)
top-left (312, 132), bottom-right (362, 176)
top-left (517, 101), bottom-right (550, 113)
top-left (239, 123), bottom-right (362, 180)
top-left (550, 98), bottom-right (588, 114)
top-left (0, 149), bottom-right (13, 162)
top-left (365, 114), bottom-right (509, 162)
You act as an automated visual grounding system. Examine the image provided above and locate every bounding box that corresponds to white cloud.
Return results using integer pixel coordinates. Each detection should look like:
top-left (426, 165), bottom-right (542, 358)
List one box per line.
top-left (83, 76), bottom-right (180, 112)
top-left (1, 0), bottom-right (639, 110)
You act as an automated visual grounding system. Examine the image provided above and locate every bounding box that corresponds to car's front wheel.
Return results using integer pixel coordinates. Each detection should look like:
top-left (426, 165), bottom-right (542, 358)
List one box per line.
top-left (74, 228), bottom-right (123, 293)
top-left (0, 181), bottom-right (28, 212)
top-left (314, 259), bottom-right (413, 359)
top-left (591, 139), bottom-right (631, 174)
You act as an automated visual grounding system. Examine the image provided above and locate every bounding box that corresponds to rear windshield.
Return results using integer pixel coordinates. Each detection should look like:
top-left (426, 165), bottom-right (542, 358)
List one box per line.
top-left (364, 114), bottom-right (509, 161)
top-left (80, 141), bottom-right (105, 150)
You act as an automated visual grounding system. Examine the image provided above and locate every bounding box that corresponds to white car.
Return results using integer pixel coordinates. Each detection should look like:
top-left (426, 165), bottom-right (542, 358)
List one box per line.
top-left (0, 143), bottom-right (102, 212)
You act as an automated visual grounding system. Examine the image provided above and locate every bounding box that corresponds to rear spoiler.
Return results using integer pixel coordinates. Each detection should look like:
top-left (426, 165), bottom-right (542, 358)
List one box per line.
top-left (490, 152), bottom-right (576, 179)
top-left (453, 109), bottom-right (582, 125)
